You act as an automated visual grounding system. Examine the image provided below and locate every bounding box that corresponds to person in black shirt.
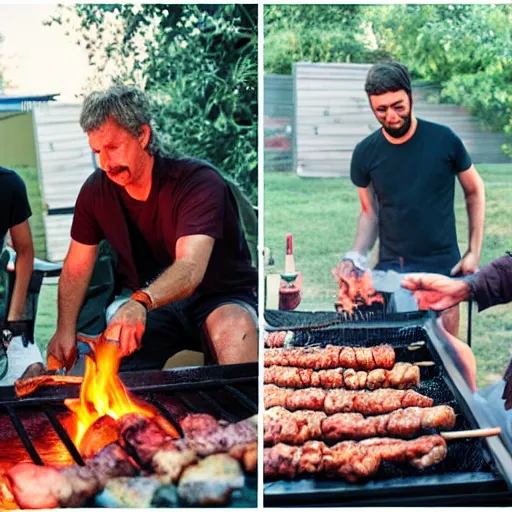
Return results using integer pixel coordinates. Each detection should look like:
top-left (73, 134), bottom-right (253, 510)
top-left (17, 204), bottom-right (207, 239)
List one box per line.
top-left (46, 87), bottom-right (257, 371)
top-left (334, 61), bottom-right (485, 336)
top-left (0, 167), bottom-right (34, 322)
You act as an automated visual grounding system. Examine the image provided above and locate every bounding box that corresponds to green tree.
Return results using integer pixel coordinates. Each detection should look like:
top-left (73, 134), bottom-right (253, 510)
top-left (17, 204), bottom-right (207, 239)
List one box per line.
top-left (264, 5), bottom-right (383, 75)
top-left (47, 4), bottom-right (258, 202)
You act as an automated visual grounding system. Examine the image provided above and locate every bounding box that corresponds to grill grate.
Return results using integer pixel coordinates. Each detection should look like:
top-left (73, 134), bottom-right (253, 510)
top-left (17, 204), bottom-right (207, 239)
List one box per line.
top-left (0, 363), bottom-right (258, 508)
top-left (264, 324), bottom-right (510, 505)
top-left (264, 308), bottom-right (432, 331)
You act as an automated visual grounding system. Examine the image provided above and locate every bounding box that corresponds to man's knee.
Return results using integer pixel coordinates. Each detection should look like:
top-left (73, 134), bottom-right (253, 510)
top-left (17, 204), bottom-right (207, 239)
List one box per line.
top-left (442, 304), bottom-right (460, 337)
top-left (204, 304), bottom-right (258, 363)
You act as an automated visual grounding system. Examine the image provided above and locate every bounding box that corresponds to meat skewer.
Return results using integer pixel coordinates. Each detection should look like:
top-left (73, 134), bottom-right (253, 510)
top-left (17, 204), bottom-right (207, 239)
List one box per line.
top-left (264, 405), bottom-right (456, 445)
top-left (264, 435), bottom-right (447, 482)
top-left (264, 344), bottom-right (395, 370)
top-left (264, 331), bottom-right (293, 348)
top-left (264, 362), bottom-right (420, 390)
top-left (264, 385), bottom-right (433, 414)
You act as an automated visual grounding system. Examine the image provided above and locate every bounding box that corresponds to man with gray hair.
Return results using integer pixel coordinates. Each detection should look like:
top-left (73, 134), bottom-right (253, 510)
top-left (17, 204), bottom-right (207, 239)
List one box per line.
top-left (46, 86), bottom-right (258, 371)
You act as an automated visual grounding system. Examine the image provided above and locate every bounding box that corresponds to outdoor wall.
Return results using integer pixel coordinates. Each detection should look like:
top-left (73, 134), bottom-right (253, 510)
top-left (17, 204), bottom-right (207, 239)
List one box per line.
top-left (291, 62), bottom-right (509, 178)
top-left (32, 103), bottom-right (95, 261)
top-left (264, 75), bottom-right (293, 172)
top-left (0, 112), bottom-right (37, 168)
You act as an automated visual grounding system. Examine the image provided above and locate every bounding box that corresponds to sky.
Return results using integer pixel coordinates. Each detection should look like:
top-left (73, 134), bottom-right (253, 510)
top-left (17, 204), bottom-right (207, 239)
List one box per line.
top-left (0, 4), bottom-right (90, 102)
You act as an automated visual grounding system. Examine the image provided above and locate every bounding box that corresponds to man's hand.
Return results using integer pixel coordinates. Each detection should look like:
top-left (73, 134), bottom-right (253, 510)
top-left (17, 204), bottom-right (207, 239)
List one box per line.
top-left (402, 273), bottom-right (471, 311)
top-left (333, 260), bottom-right (356, 283)
top-left (450, 250), bottom-right (479, 276)
top-left (46, 331), bottom-right (78, 372)
top-left (103, 300), bottom-right (147, 358)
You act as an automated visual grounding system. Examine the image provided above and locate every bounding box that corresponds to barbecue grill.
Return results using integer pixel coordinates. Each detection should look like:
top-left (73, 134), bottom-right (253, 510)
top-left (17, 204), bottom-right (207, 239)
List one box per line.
top-left (263, 312), bottom-right (512, 506)
top-left (0, 362), bottom-right (258, 508)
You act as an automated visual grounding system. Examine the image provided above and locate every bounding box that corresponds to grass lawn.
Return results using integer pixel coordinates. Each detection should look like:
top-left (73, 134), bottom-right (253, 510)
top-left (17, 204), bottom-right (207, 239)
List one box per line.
top-left (11, 167), bottom-right (57, 354)
top-left (264, 164), bottom-right (512, 389)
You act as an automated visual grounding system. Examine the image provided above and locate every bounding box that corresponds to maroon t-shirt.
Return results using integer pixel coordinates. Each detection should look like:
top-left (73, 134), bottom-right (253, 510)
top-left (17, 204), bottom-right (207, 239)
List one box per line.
top-left (71, 156), bottom-right (257, 293)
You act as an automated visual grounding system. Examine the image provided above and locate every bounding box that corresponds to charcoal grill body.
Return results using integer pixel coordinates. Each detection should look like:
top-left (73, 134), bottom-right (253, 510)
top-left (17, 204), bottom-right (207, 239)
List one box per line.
top-left (0, 363), bottom-right (258, 508)
top-left (263, 314), bottom-right (512, 506)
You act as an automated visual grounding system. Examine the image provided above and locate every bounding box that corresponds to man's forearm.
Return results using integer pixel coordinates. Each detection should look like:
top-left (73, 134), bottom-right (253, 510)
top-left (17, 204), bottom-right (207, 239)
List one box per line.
top-left (56, 266), bottom-right (94, 334)
top-left (352, 211), bottom-right (378, 256)
top-left (465, 187), bottom-right (485, 260)
top-left (7, 248), bottom-right (34, 321)
top-left (145, 259), bottom-right (200, 309)
top-left (471, 255), bottom-right (512, 311)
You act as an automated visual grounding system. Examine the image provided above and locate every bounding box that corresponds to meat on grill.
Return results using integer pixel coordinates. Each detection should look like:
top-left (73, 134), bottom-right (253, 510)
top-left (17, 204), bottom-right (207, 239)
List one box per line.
top-left (264, 385), bottom-right (433, 414)
top-left (264, 405), bottom-right (456, 444)
top-left (120, 412), bottom-right (257, 484)
top-left (15, 374), bottom-right (83, 398)
top-left (264, 331), bottom-right (293, 348)
top-left (6, 443), bottom-right (138, 509)
top-left (264, 344), bottom-right (395, 370)
top-left (264, 435), bottom-right (447, 482)
top-left (177, 453), bottom-right (245, 506)
top-left (264, 362), bottom-right (420, 390)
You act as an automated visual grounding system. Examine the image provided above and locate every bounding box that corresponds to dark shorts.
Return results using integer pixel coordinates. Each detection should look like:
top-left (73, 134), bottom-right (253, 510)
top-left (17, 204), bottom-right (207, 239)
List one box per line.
top-left (118, 288), bottom-right (258, 371)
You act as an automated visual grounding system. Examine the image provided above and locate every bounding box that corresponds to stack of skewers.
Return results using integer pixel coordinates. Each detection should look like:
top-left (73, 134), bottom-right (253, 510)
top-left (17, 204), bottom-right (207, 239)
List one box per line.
top-left (263, 338), bottom-right (500, 483)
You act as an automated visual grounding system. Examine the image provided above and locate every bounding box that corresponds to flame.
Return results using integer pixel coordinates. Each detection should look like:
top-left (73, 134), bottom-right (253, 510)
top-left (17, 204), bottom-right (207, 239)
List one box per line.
top-left (64, 341), bottom-right (156, 448)
top-left (334, 270), bottom-right (384, 314)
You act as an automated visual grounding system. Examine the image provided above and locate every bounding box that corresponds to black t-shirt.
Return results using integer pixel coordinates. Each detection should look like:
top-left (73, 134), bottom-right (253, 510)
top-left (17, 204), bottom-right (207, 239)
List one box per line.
top-left (350, 119), bottom-right (472, 274)
top-left (71, 156), bottom-right (257, 293)
top-left (0, 167), bottom-right (32, 247)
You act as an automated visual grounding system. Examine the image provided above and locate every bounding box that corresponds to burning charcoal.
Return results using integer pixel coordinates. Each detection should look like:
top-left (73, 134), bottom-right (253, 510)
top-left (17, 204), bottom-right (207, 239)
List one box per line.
top-left (119, 413), bottom-right (176, 468)
top-left (151, 484), bottom-right (180, 508)
top-left (152, 438), bottom-right (197, 484)
top-left (79, 415), bottom-right (120, 459)
top-left (177, 454), bottom-right (245, 507)
top-left (97, 476), bottom-right (162, 508)
top-left (86, 443), bottom-right (139, 486)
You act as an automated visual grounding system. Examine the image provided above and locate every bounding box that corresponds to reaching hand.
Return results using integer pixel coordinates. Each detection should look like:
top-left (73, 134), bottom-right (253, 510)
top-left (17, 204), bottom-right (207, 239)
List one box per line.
top-left (450, 250), bottom-right (479, 276)
top-left (46, 331), bottom-right (77, 372)
top-left (401, 273), bottom-right (471, 311)
top-left (103, 300), bottom-right (147, 358)
top-left (333, 260), bottom-right (357, 286)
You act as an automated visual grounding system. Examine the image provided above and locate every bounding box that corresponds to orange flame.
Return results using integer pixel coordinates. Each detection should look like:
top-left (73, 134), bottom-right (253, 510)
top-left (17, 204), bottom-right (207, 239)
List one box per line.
top-left (334, 270), bottom-right (384, 314)
top-left (64, 341), bottom-right (156, 448)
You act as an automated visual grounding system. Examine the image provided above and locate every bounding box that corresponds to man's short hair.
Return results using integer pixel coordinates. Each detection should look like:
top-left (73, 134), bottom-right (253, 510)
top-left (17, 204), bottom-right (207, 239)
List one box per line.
top-left (365, 61), bottom-right (412, 97)
top-left (80, 86), bottom-right (161, 155)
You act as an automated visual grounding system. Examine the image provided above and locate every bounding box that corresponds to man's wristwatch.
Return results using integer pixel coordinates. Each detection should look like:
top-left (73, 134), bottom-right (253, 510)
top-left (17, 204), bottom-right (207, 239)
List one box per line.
top-left (130, 290), bottom-right (155, 312)
top-left (342, 251), bottom-right (368, 272)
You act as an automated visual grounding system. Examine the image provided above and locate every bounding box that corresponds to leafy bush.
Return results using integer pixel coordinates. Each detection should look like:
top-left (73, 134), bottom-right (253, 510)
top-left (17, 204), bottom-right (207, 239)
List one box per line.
top-left (48, 4), bottom-right (257, 202)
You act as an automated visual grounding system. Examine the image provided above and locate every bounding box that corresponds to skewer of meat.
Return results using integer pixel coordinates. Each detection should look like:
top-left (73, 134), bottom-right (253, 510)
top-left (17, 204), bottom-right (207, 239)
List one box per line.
top-left (264, 405), bottom-right (456, 445)
top-left (264, 362), bottom-right (419, 390)
top-left (264, 435), bottom-right (447, 482)
top-left (264, 344), bottom-right (395, 370)
top-left (264, 385), bottom-right (433, 414)
top-left (264, 331), bottom-right (294, 348)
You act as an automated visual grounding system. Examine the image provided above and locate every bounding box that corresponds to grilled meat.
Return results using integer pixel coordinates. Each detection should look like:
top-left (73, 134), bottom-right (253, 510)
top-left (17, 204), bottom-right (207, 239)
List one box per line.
top-left (177, 453), bottom-right (244, 506)
top-left (229, 442), bottom-right (258, 472)
top-left (5, 443), bottom-right (138, 509)
top-left (264, 405), bottom-right (456, 444)
top-left (264, 344), bottom-right (395, 370)
top-left (265, 331), bottom-right (293, 348)
top-left (15, 374), bottom-right (83, 398)
top-left (152, 439), bottom-right (198, 484)
top-left (264, 435), bottom-right (447, 482)
top-left (264, 362), bottom-right (420, 390)
top-left (264, 385), bottom-right (433, 414)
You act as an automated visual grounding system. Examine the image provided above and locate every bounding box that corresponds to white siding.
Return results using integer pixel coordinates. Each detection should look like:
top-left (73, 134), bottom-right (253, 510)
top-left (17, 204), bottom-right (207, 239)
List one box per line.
top-left (293, 62), bottom-right (509, 178)
top-left (32, 103), bottom-right (95, 261)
